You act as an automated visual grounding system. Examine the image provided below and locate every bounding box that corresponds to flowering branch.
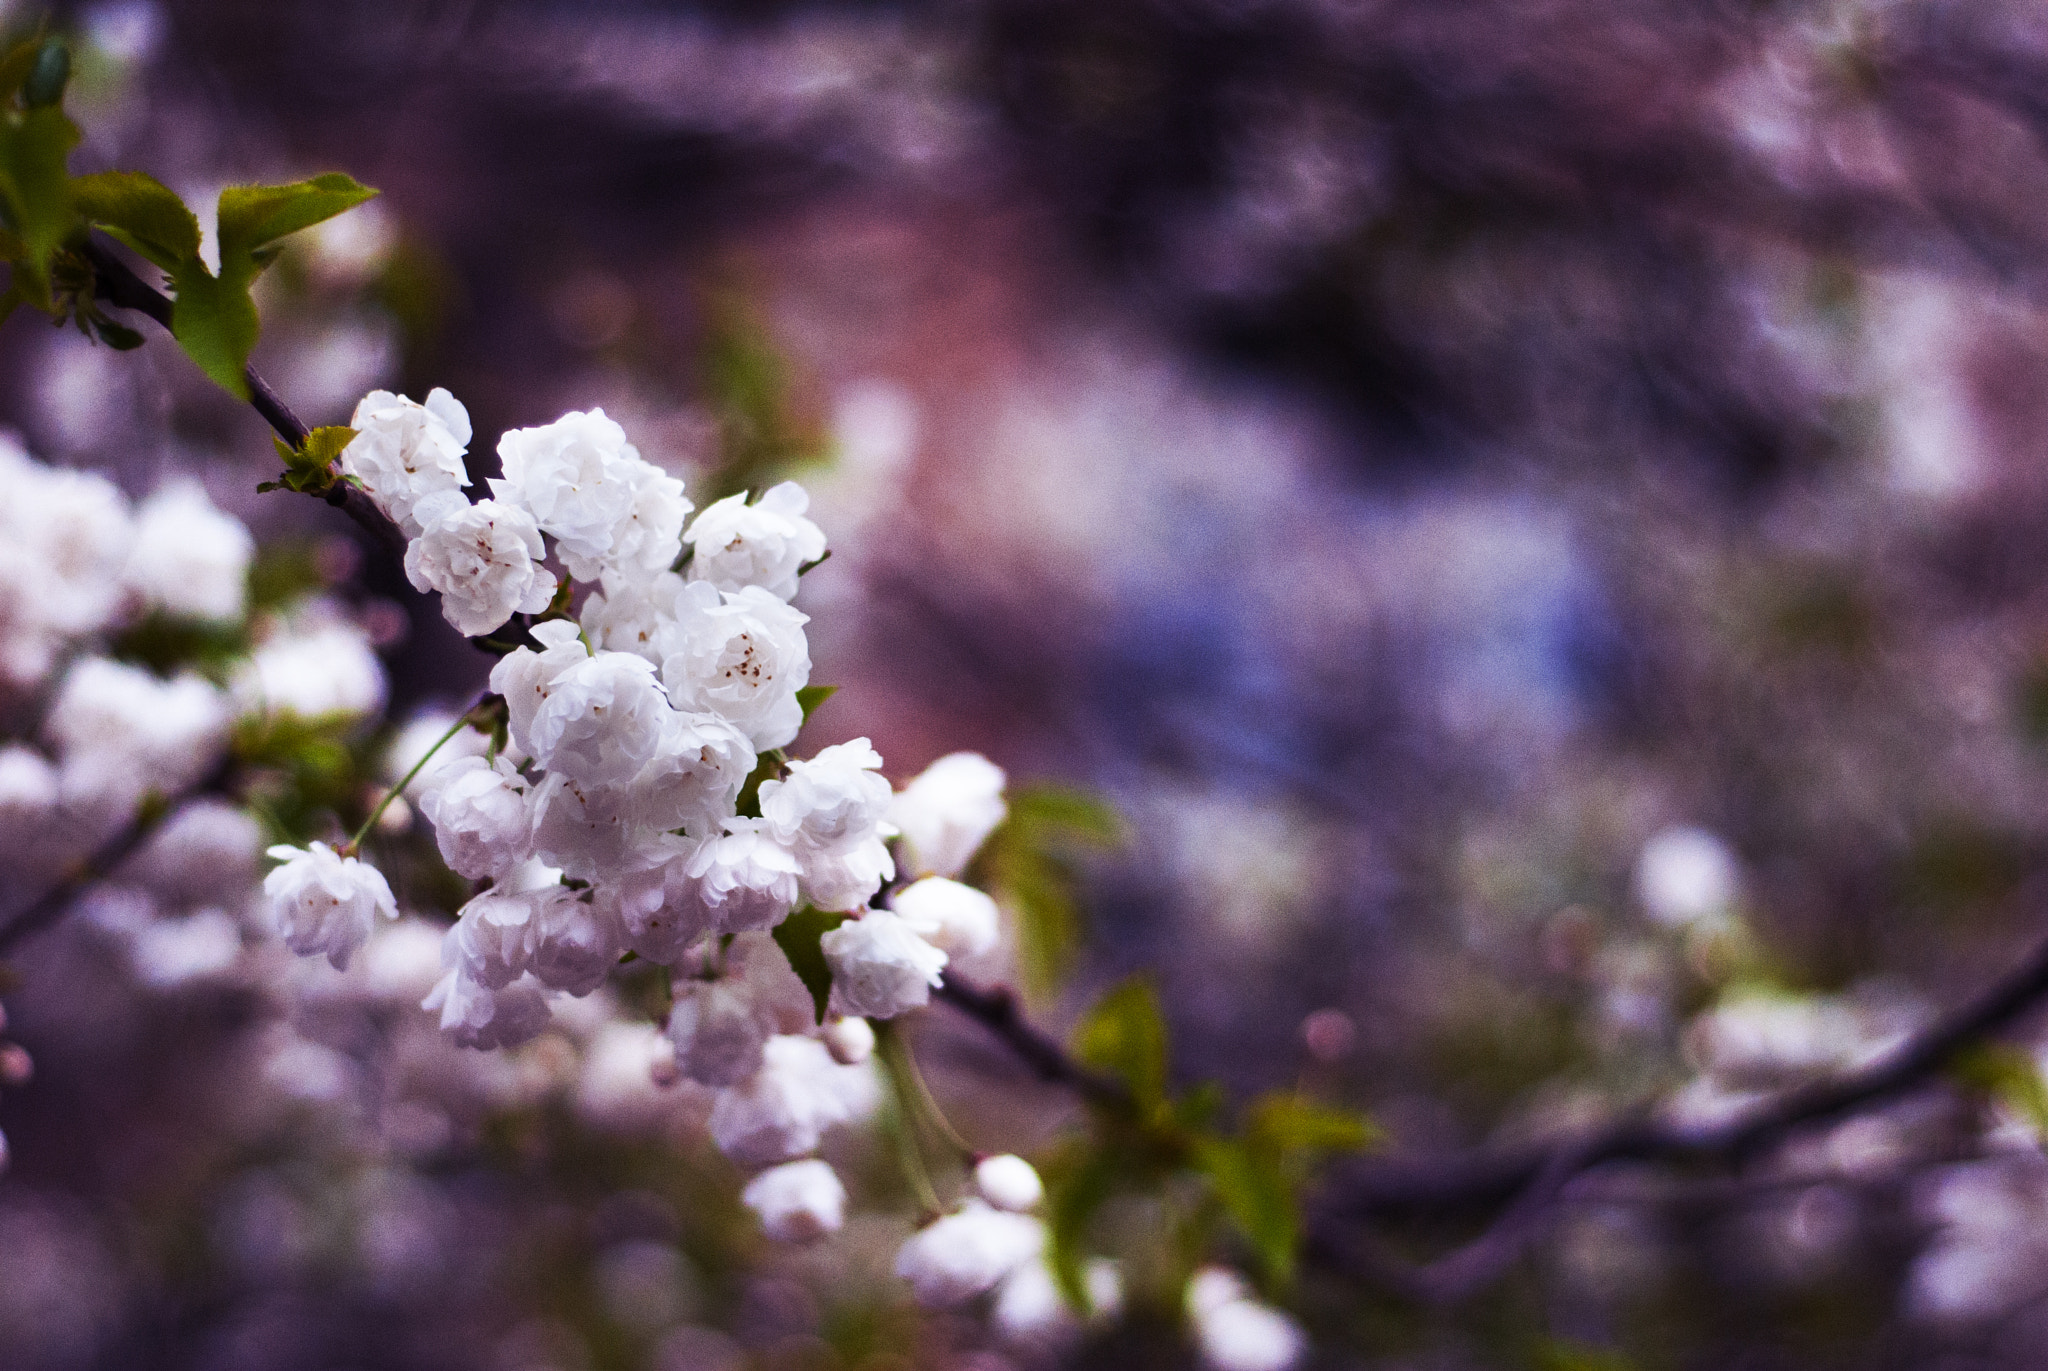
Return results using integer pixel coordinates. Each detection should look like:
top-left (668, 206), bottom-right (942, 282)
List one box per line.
top-left (79, 237), bottom-right (407, 559)
top-left (1315, 920), bottom-right (2048, 1302)
top-left (933, 971), bottom-right (1134, 1111)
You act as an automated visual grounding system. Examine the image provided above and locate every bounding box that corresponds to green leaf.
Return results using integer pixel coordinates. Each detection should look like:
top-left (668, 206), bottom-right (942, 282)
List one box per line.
top-left (1246, 1094), bottom-right (1380, 1156)
top-left (71, 170), bottom-right (200, 271)
top-left (89, 315), bottom-right (144, 349)
top-left (216, 173), bottom-right (376, 264)
top-left (0, 104), bottom-right (81, 300)
top-left (299, 424), bottom-right (356, 470)
top-left (169, 256), bottom-right (258, 399)
top-left (1043, 1144), bottom-right (1120, 1310)
top-left (1194, 1135), bottom-right (1298, 1288)
top-left (0, 38), bottom-right (42, 103)
top-left (772, 906), bottom-right (849, 1024)
top-left (795, 684), bottom-right (837, 722)
top-left (1074, 976), bottom-right (1169, 1110)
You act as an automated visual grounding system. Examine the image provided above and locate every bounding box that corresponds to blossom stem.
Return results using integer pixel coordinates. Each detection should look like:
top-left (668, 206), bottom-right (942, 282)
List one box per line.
top-left (877, 1023), bottom-right (945, 1217)
top-left (881, 1018), bottom-right (976, 1160)
top-left (344, 708), bottom-right (473, 855)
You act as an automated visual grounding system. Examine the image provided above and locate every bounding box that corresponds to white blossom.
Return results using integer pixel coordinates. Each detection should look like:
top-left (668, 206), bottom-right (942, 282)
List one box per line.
top-left (660, 582), bottom-right (811, 750)
top-left (622, 709), bottom-right (755, 838)
top-left (581, 569), bottom-right (685, 664)
top-left (684, 482), bottom-right (826, 602)
top-left (47, 658), bottom-right (228, 800)
top-left (609, 458), bottom-right (692, 577)
top-left (124, 478), bottom-right (253, 621)
top-left (418, 755), bottom-right (532, 879)
top-left (423, 966), bottom-right (553, 1050)
top-left (680, 819), bottom-right (802, 935)
top-left (0, 745), bottom-right (59, 857)
top-left (760, 739), bottom-right (895, 912)
top-left (1636, 825), bottom-right (1741, 927)
top-left (975, 1155), bottom-right (1044, 1213)
top-left (342, 387), bottom-right (473, 538)
top-left (0, 441), bottom-right (132, 685)
top-left (821, 910), bottom-right (947, 1019)
top-left (489, 619), bottom-right (592, 757)
top-left (894, 1201), bottom-right (1046, 1307)
top-left (995, 1258), bottom-right (1122, 1345)
top-left (233, 607), bottom-right (386, 720)
top-left (1185, 1269), bottom-right (1305, 1371)
top-left (707, 1034), bottom-right (880, 1165)
top-left (668, 978), bottom-right (771, 1087)
top-left (490, 408), bottom-right (642, 580)
top-left (890, 752), bottom-right (1008, 879)
top-left (894, 878), bottom-right (1001, 958)
top-left (742, 1160), bottom-right (847, 1243)
top-left (404, 493), bottom-right (557, 637)
top-left (127, 908), bottom-right (244, 989)
top-left (527, 773), bottom-right (638, 882)
top-left (122, 799), bottom-right (262, 905)
top-left (263, 841), bottom-right (398, 969)
top-left (527, 649), bottom-right (673, 787)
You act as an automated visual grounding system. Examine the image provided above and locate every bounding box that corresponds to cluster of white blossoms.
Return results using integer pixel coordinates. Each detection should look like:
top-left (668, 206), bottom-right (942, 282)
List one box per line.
top-left (266, 389), bottom-right (1031, 1250)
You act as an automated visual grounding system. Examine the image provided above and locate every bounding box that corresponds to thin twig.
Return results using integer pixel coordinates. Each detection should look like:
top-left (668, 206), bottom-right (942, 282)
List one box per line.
top-left (79, 237), bottom-right (406, 560)
top-left (934, 971), bottom-right (1134, 1112)
top-left (0, 759), bottom-right (236, 958)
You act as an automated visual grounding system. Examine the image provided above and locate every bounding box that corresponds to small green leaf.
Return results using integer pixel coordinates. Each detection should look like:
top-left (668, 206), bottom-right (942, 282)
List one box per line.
top-left (772, 906), bottom-right (849, 1024)
top-left (796, 684), bottom-right (838, 722)
top-left (1247, 1094), bottom-right (1380, 1156)
top-left (299, 425), bottom-right (356, 469)
top-left (216, 173), bottom-right (376, 263)
top-left (71, 170), bottom-right (200, 271)
top-left (0, 104), bottom-right (82, 298)
top-left (1953, 1043), bottom-right (2048, 1136)
top-left (169, 257), bottom-right (257, 399)
top-left (1195, 1135), bottom-right (1298, 1288)
top-left (1074, 976), bottom-right (1169, 1110)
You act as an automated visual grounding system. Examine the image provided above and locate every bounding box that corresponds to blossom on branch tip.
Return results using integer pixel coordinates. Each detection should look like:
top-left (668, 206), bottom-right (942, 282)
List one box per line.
top-left (343, 387), bottom-right (473, 538)
top-left (707, 1033), bottom-right (880, 1165)
top-left (975, 1154), bottom-right (1044, 1212)
top-left (742, 1159), bottom-right (847, 1243)
top-left (417, 755), bottom-right (532, 880)
top-left (889, 752), bottom-right (1008, 879)
top-left (404, 493), bottom-right (557, 637)
top-left (821, 910), bottom-right (947, 1019)
top-left (684, 481), bottom-right (827, 602)
top-left (262, 841), bottom-right (398, 970)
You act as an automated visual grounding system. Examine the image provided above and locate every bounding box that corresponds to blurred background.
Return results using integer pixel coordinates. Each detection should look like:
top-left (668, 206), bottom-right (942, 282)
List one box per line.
top-left (13, 0), bottom-right (2048, 1366)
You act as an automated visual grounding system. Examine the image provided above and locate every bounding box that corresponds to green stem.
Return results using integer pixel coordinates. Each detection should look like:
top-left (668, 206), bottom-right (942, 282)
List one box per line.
top-left (878, 1028), bottom-right (945, 1217)
top-left (345, 709), bottom-right (470, 854)
top-left (884, 1019), bottom-right (976, 1160)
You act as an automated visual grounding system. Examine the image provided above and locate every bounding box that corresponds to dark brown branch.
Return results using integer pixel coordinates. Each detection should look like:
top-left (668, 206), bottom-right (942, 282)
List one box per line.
top-left (934, 971), bottom-right (1134, 1112)
top-left (79, 237), bottom-right (406, 560)
top-left (0, 759), bottom-right (236, 958)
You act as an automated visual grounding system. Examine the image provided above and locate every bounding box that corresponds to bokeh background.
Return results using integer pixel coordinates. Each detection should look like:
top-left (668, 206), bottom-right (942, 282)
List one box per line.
top-left (13, 0), bottom-right (2048, 1366)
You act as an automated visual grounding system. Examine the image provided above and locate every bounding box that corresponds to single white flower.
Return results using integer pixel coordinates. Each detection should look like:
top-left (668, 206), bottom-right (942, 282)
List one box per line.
top-left (742, 1159), bottom-right (847, 1243)
top-left (490, 408), bottom-right (642, 580)
top-left (263, 841), bottom-right (398, 969)
top-left (890, 752), bottom-right (1008, 879)
top-left (1636, 825), bottom-right (1741, 928)
top-left (684, 481), bottom-right (827, 601)
top-left (759, 738), bottom-right (893, 852)
top-left (894, 1201), bottom-right (1046, 1307)
top-left (607, 457), bottom-right (692, 578)
top-left (342, 387), bottom-right (473, 537)
top-left (660, 582), bottom-right (811, 751)
top-left (125, 478), bottom-right (254, 621)
top-left (122, 799), bottom-right (262, 905)
top-left (488, 619), bottom-right (591, 758)
top-left (994, 1257), bottom-right (1122, 1345)
top-left (527, 772), bottom-right (638, 882)
top-left (581, 569), bottom-right (686, 665)
top-left (667, 978), bottom-right (772, 1087)
top-left (821, 910), bottom-right (947, 1019)
top-left (232, 607), bottom-right (386, 720)
top-left (797, 835), bottom-right (895, 916)
top-left (894, 877), bottom-right (1001, 958)
top-left (681, 819), bottom-right (803, 935)
top-left (622, 709), bottom-right (755, 838)
top-left (418, 754), bottom-right (532, 880)
top-left (527, 649), bottom-right (672, 787)
top-left (975, 1154), bottom-right (1044, 1212)
top-left (403, 492), bottom-right (557, 637)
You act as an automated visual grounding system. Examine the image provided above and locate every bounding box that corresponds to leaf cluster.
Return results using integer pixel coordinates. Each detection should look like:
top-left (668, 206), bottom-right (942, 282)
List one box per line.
top-left (1047, 976), bottom-right (1379, 1310)
top-left (971, 784), bottom-right (1123, 1001)
top-left (0, 33), bottom-right (376, 397)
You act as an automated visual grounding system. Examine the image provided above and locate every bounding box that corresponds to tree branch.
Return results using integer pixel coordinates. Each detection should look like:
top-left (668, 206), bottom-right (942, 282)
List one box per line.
top-left (0, 759), bottom-right (237, 958)
top-left (934, 971), bottom-right (1134, 1112)
top-left (79, 237), bottom-right (406, 561)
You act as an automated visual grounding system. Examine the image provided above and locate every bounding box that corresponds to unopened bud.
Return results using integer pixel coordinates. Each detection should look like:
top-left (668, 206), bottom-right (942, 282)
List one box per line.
top-left (975, 1153), bottom-right (1044, 1212)
top-left (648, 1046), bottom-right (681, 1089)
top-left (0, 1043), bottom-right (30, 1087)
top-left (1301, 1008), bottom-right (1355, 1063)
top-left (376, 795), bottom-right (413, 834)
top-left (821, 1016), bottom-right (875, 1066)
top-left (24, 40), bottom-right (70, 109)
